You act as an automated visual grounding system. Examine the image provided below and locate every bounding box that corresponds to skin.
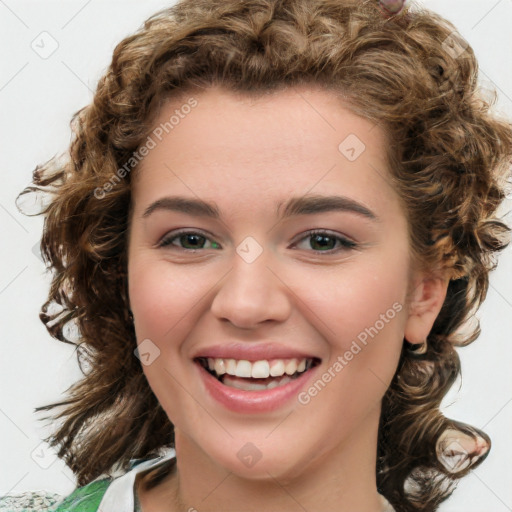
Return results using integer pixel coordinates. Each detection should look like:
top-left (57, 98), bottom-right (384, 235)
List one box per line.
top-left (127, 85), bottom-right (449, 512)
top-left (379, 0), bottom-right (406, 14)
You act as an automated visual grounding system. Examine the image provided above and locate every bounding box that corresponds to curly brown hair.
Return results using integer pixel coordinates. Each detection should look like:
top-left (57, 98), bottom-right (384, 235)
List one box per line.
top-left (16, 0), bottom-right (512, 510)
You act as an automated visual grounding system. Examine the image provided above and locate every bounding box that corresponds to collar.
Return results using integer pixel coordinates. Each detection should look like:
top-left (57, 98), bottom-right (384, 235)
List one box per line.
top-left (98, 447), bottom-right (177, 512)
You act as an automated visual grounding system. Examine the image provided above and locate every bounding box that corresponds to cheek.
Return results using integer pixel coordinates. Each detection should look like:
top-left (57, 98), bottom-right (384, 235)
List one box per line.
top-left (128, 254), bottom-right (209, 340)
top-left (342, 269), bottom-right (405, 347)
top-left (287, 253), bottom-right (408, 405)
top-left (128, 256), bottom-right (210, 426)
top-left (288, 262), bottom-right (407, 440)
top-left (294, 260), bottom-right (407, 350)
top-left (334, 239), bottom-right (409, 351)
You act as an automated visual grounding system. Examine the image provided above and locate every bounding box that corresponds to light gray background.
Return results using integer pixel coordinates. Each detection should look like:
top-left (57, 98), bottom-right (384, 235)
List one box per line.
top-left (1, 1), bottom-right (511, 510)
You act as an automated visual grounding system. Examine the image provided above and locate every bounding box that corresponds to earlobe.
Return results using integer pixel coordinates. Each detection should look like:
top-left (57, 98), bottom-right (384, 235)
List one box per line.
top-left (404, 273), bottom-right (450, 345)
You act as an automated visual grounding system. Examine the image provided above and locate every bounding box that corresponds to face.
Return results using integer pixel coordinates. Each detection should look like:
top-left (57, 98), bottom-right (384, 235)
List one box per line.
top-left (127, 85), bottom-right (419, 481)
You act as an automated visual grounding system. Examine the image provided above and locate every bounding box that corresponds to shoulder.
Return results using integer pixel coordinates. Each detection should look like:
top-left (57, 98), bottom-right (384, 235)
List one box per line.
top-left (0, 447), bottom-right (176, 512)
top-left (0, 490), bottom-right (66, 511)
top-left (0, 479), bottom-right (111, 512)
top-left (52, 478), bottom-right (112, 512)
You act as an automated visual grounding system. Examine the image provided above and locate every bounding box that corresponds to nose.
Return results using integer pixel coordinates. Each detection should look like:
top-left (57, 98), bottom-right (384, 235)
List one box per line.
top-left (210, 248), bottom-right (292, 329)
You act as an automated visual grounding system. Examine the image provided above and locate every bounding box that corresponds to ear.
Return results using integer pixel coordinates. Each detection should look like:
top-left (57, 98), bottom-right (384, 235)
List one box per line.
top-left (404, 271), bottom-right (450, 344)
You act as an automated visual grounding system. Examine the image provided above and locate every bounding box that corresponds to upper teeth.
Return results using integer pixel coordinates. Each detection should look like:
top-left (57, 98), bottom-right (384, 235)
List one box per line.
top-left (205, 357), bottom-right (311, 378)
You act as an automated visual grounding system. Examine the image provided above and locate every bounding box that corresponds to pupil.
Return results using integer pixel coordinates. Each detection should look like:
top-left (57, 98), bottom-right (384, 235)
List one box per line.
top-left (182, 234), bottom-right (205, 249)
top-left (311, 234), bottom-right (334, 251)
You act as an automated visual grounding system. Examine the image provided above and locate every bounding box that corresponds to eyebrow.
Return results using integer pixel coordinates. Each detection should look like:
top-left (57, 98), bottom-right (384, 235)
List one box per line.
top-left (142, 194), bottom-right (379, 222)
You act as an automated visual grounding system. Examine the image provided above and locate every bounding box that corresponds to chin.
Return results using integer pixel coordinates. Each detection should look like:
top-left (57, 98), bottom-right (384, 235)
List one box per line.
top-left (206, 442), bottom-right (306, 482)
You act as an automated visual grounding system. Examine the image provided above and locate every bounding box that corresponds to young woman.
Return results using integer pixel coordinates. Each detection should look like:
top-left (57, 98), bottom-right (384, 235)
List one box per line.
top-left (4, 0), bottom-right (511, 511)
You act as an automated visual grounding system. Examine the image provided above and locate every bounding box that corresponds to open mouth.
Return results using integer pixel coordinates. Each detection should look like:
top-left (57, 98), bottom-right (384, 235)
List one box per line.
top-left (194, 356), bottom-right (321, 392)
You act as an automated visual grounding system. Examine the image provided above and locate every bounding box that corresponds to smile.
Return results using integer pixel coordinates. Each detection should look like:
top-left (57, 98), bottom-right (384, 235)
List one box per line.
top-left (194, 356), bottom-right (322, 413)
top-left (196, 356), bottom-right (319, 390)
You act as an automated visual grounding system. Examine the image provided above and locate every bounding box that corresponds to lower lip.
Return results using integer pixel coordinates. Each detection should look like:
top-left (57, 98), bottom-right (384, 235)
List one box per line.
top-left (195, 361), bottom-right (320, 414)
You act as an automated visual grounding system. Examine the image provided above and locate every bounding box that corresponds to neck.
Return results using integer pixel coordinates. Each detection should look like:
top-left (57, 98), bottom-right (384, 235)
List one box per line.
top-left (139, 405), bottom-right (387, 512)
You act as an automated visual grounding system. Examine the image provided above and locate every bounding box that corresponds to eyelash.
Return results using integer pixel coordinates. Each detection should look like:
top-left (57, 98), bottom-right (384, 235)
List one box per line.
top-left (157, 229), bottom-right (358, 254)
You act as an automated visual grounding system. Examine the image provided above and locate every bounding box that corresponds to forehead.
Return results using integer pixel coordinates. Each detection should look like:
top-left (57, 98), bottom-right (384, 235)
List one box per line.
top-left (131, 85), bottom-right (399, 219)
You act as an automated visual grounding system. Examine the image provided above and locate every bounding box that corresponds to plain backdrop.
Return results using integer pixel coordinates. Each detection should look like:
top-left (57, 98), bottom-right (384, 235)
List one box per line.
top-left (1, 1), bottom-right (511, 510)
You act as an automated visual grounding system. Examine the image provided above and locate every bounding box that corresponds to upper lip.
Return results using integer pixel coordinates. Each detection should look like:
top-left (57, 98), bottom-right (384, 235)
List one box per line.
top-left (192, 342), bottom-right (321, 362)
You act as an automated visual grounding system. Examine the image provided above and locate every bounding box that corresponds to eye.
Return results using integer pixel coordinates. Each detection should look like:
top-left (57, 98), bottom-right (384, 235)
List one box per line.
top-left (157, 230), bottom-right (221, 251)
top-left (157, 229), bottom-right (358, 254)
top-left (292, 229), bottom-right (357, 254)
